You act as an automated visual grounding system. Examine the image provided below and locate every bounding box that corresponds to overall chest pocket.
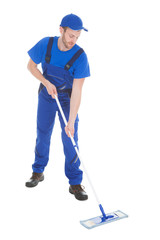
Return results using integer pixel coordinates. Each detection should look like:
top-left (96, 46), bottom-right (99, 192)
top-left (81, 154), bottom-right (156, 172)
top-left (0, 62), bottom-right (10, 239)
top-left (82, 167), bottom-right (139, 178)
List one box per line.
top-left (44, 65), bottom-right (67, 89)
top-left (44, 65), bottom-right (73, 90)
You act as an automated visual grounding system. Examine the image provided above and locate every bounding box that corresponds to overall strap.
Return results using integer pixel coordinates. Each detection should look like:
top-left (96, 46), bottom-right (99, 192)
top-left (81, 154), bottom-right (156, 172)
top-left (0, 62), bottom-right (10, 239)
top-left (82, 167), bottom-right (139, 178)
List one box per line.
top-left (45, 37), bottom-right (54, 63)
top-left (64, 48), bottom-right (84, 70)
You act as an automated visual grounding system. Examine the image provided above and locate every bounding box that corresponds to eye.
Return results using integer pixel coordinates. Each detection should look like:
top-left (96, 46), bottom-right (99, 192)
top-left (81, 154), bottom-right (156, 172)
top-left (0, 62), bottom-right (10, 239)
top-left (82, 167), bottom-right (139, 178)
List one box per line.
top-left (69, 34), bottom-right (74, 38)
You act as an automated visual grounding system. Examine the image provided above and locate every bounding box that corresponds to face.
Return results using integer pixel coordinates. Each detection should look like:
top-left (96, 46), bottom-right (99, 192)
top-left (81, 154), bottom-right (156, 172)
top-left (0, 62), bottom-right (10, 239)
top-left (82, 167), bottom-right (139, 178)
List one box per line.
top-left (60, 27), bottom-right (81, 50)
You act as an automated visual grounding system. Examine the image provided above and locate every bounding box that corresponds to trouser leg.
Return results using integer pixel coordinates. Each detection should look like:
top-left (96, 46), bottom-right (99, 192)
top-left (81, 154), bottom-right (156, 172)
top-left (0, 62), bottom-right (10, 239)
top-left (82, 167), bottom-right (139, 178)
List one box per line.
top-left (57, 96), bottom-right (83, 185)
top-left (32, 90), bottom-right (57, 173)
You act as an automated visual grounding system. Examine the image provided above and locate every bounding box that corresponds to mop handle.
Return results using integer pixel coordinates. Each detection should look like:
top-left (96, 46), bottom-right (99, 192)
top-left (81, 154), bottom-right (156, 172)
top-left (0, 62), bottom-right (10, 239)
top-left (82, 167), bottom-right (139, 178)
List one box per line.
top-left (54, 95), bottom-right (101, 205)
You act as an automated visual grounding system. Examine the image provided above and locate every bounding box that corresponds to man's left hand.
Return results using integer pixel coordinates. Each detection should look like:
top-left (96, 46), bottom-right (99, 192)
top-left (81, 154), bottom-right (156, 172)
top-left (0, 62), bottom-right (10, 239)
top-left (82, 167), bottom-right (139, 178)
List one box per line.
top-left (65, 121), bottom-right (74, 138)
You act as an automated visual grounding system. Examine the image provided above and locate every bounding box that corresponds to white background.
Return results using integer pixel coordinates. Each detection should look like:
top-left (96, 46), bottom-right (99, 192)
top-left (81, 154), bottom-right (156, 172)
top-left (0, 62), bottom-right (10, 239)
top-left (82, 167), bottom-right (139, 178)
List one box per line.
top-left (0, 0), bottom-right (160, 239)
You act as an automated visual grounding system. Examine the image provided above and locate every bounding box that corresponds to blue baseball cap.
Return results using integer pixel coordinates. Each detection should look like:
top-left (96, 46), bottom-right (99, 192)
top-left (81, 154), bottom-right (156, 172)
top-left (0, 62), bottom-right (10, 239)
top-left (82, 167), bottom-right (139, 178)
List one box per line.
top-left (60, 14), bottom-right (88, 32)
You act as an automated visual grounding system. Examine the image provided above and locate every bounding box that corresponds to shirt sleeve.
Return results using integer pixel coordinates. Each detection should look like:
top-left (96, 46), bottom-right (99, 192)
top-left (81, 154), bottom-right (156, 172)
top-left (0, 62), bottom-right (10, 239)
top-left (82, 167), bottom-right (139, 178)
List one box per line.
top-left (73, 51), bottom-right (91, 79)
top-left (27, 37), bottom-right (49, 64)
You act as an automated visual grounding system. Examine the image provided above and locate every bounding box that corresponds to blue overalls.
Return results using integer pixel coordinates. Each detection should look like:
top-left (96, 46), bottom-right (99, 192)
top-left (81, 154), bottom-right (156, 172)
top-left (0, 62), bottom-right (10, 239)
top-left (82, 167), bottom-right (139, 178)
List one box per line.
top-left (32, 37), bottom-right (84, 185)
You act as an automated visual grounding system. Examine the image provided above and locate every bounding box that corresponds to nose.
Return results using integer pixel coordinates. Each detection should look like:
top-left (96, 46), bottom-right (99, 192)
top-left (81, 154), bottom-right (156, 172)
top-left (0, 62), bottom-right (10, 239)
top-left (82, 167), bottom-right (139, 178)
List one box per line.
top-left (73, 36), bottom-right (78, 44)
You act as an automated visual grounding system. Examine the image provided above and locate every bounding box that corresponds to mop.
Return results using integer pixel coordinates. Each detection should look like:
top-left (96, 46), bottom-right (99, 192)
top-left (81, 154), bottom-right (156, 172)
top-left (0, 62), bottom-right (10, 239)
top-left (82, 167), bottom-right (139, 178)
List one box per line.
top-left (55, 95), bottom-right (128, 229)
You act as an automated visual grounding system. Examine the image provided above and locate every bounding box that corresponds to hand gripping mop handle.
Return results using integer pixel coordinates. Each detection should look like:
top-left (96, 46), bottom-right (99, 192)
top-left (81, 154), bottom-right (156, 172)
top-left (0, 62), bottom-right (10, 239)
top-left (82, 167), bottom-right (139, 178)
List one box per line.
top-left (55, 95), bottom-right (108, 219)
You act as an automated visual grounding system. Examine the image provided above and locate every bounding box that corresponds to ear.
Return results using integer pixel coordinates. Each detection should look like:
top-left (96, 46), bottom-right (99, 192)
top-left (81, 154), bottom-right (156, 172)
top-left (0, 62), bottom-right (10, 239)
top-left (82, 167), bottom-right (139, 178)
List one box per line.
top-left (59, 26), bottom-right (64, 35)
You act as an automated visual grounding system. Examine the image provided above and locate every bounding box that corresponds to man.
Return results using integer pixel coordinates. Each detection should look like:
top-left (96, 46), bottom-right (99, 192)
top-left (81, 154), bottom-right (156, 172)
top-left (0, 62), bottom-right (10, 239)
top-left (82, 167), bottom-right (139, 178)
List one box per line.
top-left (25, 14), bottom-right (90, 201)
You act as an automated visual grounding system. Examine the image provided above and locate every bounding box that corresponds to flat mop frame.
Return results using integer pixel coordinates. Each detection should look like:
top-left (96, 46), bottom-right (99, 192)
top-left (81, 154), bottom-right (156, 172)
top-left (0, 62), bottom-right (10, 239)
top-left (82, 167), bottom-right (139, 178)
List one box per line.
top-left (55, 95), bottom-right (128, 229)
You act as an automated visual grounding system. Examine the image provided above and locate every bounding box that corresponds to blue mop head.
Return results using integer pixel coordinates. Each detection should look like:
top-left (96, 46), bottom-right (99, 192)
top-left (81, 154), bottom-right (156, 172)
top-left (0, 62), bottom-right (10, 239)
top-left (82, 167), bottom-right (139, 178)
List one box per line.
top-left (80, 210), bottom-right (128, 229)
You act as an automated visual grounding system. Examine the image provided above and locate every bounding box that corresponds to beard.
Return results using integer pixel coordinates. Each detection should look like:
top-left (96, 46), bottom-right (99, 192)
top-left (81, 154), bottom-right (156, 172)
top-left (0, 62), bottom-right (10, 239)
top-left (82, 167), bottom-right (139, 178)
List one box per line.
top-left (62, 33), bottom-right (74, 50)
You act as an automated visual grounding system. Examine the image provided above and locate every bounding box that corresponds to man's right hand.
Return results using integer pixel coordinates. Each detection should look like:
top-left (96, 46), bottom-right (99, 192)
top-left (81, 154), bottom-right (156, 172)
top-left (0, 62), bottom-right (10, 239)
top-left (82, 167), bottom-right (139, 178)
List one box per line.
top-left (27, 58), bottom-right (58, 99)
top-left (45, 80), bottom-right (57, 99)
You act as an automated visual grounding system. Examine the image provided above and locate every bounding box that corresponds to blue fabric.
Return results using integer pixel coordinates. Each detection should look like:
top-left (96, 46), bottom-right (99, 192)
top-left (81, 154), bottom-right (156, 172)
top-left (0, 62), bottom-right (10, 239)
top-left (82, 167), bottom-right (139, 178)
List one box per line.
top-left (60, 13), bottom-right (88, 31)
top-left (33, 88), bottom-right (83, 185)
top-left (43, 63), bottom-right (74, 90)
top-left (28, 36), bottom-right (90, 79)
top-left (28, 36), bottom-right (89, 185)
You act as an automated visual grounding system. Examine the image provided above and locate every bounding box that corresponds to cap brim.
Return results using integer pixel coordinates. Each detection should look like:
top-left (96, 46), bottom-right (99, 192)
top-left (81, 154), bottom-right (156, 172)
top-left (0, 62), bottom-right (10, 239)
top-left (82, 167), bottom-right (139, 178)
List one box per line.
top-left (83, 27), bottom-right (88, 32)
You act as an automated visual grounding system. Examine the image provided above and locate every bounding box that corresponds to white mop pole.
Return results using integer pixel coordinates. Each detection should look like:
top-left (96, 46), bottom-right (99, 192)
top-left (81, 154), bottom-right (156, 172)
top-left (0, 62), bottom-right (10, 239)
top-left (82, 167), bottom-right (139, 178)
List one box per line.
top-left (54, 95), bottom-right (101, 205)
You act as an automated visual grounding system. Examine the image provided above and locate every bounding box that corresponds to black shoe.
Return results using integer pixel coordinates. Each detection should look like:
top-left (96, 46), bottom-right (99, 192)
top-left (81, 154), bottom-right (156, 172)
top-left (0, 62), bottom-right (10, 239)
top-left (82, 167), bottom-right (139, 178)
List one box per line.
top-left (69, 185), bottom-right (88, 201)
top-left (25, 172), bottom-right (44, 188)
